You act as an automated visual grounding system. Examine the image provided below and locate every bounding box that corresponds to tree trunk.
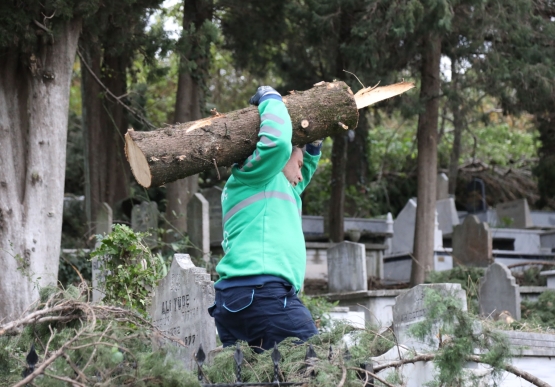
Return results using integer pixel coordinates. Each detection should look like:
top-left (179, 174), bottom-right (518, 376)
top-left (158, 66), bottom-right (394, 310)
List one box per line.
top-left (81, 43), bottom-right (103, 239)
top-left (345, 110), bottom-right (370, 216)
top-left (535, 113), bottom-right (555, 208)
top-left (346, 109), bottom-right (370, 188)
top-left (81, 47), bottom-right (130, 239)
top-left (329, 132), bottom-right (348, 242)
top-left (126, 81), bottom-right (359, 187)
top-left (100, 54), bottom-right (131, 209)
top-left (448, 56), bottom-right (463, 195)
top-left (164, 0), bottom-right (213, 239)
top-left (0, 20), bottom-right (81, 322)
top-left (411, 35), bottom-right (441, 286)
top-left (165, 72), bottom-right (202, 238)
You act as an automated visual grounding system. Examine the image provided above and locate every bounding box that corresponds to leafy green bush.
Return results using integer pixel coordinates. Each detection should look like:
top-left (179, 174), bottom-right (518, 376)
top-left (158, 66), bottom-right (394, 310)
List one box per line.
top-left (521, 290), bottom-right (555, 328)
top-left (426, 266), bottom-right (485, 314)
top-left (410, 288), bottom-right (511, 386)
top-left (90, 224), bottom-right (167, 315)
top-left (0, 286), bottom-right (200, 387)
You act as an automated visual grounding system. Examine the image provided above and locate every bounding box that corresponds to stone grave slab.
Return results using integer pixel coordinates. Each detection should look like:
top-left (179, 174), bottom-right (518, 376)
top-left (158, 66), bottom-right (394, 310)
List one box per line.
top-left (436, 172), bottom-right (449, 200)
top-left (92, 202), bottom-right (112, 302)
top-left (131, 201), bottom-right (159, 249)
top-left (203, 187), bottom-right (223, 247)
top-left (327, 241), bottom-right (367, 293)
top-left (391, 199), bottom-right (417, 254)
top-left (187, 193), bottom-right (210, 262)
top-left (452, 215), bottom-right (493, 267)
top-left (540, 270), bottom-right (555, 289)
top-left (436, 198), bottom-right (459, 236)
top-left (150, 254), bottom-right (216, 371)
top-left (479, 262), bottom-right (521, 320)
top-left (390, 199), bottom-right (443, 255)
top-left (496, 199), bottom-right (532, 229)
top-left (392, 283), bottom-right (467, 351)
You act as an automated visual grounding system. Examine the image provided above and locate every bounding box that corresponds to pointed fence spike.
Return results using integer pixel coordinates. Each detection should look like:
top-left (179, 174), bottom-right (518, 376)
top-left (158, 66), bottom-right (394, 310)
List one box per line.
top-left (305, 344), bottom-right (317, 360)
top-left (195, 345), bottom-right (206, 382)
top-left (26, 343), bottom-right (38, 369)
top-left (195, 344), bottom-right (206, 365)
top-left (271, 342), bottom-right (281, 364)
top-left (343, 345), bottom-right (351, 361)
top-left (271, 342), bottom-right (281, 383)
top-left (357, 363), bottom-right (375, 387)
top-left (233, 343), bottom-right (244, 365)
top-left (234, 343), bottom-right (243, 383)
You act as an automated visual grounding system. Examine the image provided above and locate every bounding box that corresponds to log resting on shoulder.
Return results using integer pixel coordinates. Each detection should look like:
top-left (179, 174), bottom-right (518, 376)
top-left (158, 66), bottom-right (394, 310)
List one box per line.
top-left (125, 81), bottom-right (414, 188)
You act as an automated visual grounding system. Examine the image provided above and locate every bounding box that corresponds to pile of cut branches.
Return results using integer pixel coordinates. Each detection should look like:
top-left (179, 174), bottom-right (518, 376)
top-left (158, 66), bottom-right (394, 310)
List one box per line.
top-left (0, 284), bottom-right (199, 386)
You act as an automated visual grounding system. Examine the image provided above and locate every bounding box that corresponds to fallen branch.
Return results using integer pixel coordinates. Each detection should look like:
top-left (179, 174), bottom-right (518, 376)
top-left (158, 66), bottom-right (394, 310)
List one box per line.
top-left (348, 366), bottom-right (397, 387)
top-left (12, 327), bottom-right (86, 387)
top-left (507, 261), bottom-right (555, 269)
top-left (373, 352), bottom-right (551, 387)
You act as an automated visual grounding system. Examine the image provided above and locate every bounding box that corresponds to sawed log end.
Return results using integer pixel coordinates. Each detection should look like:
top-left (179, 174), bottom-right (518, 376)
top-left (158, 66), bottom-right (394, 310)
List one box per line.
top-left (125, 130), bottom-right (152, 188)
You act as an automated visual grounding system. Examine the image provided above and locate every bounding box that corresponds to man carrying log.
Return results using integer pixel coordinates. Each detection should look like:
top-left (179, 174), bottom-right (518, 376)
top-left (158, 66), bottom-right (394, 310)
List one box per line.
top-left (208, 86), bottom-right (322, 352)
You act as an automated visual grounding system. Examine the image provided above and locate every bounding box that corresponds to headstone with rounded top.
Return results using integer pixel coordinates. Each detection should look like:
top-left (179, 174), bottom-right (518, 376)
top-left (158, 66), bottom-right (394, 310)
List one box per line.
top-left (452, 215), bottom-right (493, 267)
top-left (150, 254), bottom-right (216, 371)
top-left (479, 262), bottom-right (521, 320)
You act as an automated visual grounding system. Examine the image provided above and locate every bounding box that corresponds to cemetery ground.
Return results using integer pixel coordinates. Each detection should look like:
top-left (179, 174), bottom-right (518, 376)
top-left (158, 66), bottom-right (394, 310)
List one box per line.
top-left (2, 227), bottom-right (555, 386)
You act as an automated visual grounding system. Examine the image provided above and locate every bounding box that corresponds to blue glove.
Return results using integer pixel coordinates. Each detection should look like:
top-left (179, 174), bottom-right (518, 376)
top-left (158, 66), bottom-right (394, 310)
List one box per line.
top-left (249, 86), bottom-right (282, 106)
top-left (306, 139), bottom-right (323, 155)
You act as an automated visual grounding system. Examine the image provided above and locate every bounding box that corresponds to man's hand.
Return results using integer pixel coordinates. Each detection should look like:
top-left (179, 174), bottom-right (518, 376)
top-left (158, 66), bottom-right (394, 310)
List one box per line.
top-left (306, 139), bottom-right (323, 155)
top-left (249, 86), bottom-right (282, 106)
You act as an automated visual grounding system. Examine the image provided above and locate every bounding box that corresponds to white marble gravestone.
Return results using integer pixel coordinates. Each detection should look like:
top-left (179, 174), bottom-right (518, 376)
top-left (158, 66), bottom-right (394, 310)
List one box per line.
top-left (392, 283), bottom-right (467, 351)
top-left (390, 198), bottom-right (443, 254)
top-left (436, 173), bottom-right (449, 200)
top-left (479, 262), bottom-right (521, 320)
top-left (150, 254), bottom-right (216, 371)
top-left (187, 193), bottom-right (210, 262)
top-left (327, 241), bottom-right (368, 293)
top-left (203, 187), bottom-right (223, 247)
top-left (92, 202), bottom-right (112, 302)
top-left (436, 198), bottom-right (459, 236)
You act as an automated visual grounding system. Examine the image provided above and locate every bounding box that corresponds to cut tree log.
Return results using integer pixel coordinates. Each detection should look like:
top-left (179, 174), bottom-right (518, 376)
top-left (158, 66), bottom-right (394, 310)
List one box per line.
top-left (125, 81), bottom-right (414, 188)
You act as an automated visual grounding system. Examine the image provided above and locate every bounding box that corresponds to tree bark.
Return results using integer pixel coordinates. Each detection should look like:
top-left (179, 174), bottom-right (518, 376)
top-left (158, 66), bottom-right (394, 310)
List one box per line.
top-left (411, 35), bottom-right (441, 286)
top-left (0, 19), bottom-right (81, 322)
top-left (100, 54), bottom-right (131, 209)
top-left (164, 0), bottom-right (212, 239)
top-left (345, 110), bottom-right (370, 216)
top-left (81, 43), bottom-right (103, 238)
top-left (164, 70), bottom-right (202, 238)
top-left (448, 56), bottom-right (463, 195)
top-left (126, 81), bottom-right (359, 187)
top-left (81, 47), bottom-right (131, 239)
top-left (329, 131), bottom-right (348, 242)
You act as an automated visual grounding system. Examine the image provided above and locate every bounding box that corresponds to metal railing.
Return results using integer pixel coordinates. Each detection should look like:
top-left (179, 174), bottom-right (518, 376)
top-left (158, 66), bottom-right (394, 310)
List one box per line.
top-left (195, 343), bottom-right (375, 387)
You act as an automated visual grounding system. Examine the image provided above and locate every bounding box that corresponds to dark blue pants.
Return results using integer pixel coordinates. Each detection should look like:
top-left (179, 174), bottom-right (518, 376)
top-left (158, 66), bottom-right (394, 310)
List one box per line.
top-left (208, 282), bottom-right (318, 352)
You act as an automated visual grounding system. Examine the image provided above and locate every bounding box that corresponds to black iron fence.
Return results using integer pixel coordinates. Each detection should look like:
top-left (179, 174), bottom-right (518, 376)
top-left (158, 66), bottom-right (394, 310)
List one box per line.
top-left (194, 343), bottom-right (375, 387)
top-left (20, 342), bottom-right (375, 386)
